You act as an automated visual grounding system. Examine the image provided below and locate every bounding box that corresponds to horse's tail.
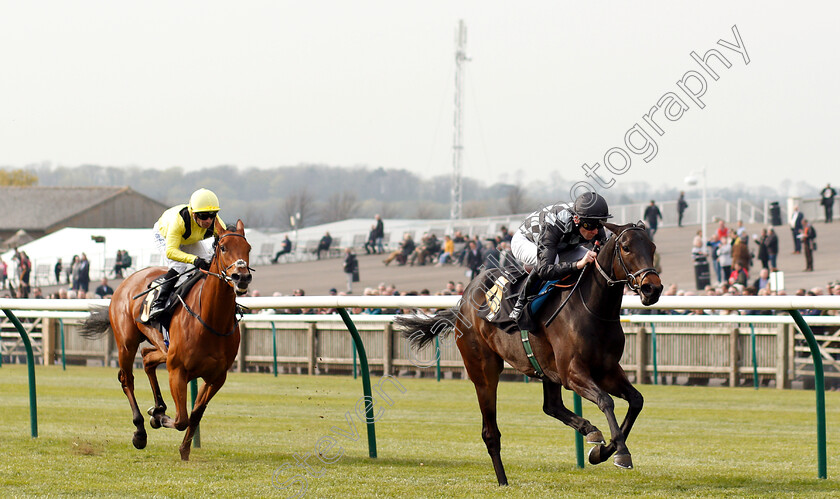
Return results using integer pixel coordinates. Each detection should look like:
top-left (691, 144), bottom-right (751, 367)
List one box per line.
top-left (395, 307), bottom-right (459, 350)
top-left (79, 305), bottom-right (111, 339)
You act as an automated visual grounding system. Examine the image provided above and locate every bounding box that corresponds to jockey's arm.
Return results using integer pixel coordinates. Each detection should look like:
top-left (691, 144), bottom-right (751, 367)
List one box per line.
top-left (164, 228), bottom-right (200, 265)
top-left (535, 228), bottom-right (578, 281)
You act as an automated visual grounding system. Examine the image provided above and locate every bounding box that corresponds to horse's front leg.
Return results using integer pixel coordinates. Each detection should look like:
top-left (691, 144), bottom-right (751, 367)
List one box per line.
top-left (179, 374), bottom-right (226, 461)
top-left (592, 370), bottom-right (644, 467)
top-left (541, 379), bottom-right (605, 445)
top-left (566, 361), bottom-right (632, 469)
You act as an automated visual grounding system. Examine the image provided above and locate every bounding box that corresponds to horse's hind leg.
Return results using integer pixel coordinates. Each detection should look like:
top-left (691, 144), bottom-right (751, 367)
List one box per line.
top-left (141, 347), bottom-right (169, 429)
top-left (115, 336), bottom-right (146, 449)
top-left (179, 374), bottom-right (226, 461)
top-left (542, 379), bottom-right (605, 445)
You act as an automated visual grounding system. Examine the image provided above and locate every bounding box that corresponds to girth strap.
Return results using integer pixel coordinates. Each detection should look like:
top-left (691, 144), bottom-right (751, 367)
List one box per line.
top-left (520, 329), bottom-right (545, 378)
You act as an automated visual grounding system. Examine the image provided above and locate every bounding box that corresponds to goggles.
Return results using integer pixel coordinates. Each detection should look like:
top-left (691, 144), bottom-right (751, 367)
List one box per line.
top-left (579, 219), bottom-right (603, 231)
top-left (195, 211), bottom-right (218, 221)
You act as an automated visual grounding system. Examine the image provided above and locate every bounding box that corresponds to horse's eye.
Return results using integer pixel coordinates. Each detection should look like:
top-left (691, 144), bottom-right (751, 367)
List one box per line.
top-left (220, 245), bottom-right (227, 253)
top-left (622, 245), bottom-right (630, 252)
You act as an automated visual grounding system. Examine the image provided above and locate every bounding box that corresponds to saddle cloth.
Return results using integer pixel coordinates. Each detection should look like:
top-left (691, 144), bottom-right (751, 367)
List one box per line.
top-left (476, 267), bottom-right (571, 334)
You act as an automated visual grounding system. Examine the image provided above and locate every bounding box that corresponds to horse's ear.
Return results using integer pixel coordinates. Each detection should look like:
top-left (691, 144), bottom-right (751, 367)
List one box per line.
top-left (604, 222), bottom-right (620, 234)
top-left (236, 219), bottom-right (245, 234)
top-left (214, 217), bottom-right (225, 233)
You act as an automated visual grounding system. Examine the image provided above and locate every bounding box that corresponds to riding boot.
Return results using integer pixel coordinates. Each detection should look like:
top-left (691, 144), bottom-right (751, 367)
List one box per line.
top-left (148, 268), bottom-right (179, 321)
top-left (508, 268), bottom-right (538, 325)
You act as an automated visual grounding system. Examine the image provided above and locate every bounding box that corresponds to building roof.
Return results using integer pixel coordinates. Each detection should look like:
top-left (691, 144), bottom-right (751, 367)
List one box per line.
top-left (0, 186), bottom-right (153, 231)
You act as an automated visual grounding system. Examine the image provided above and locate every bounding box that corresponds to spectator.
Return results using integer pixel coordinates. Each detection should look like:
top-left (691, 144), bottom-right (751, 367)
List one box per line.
top-left (17, 251), bottom-right (31, 298)
top-left (643, 200), bottom-right (662, 240)
top-left (766, 227), bottom-right (779, 270)
top-left (409, 233), bottom-right (440, 266)
top-left (754, 228), bottom-right (770, 270)
top-left (364, 225), bottom-right (378, 255)
top-left (677, 191), bottom-right (688, 227)
top-left (498, 225), bottom-right (513, 243)
top-left (53, 258), bottom-right (62, 285)
top-left (800, 219), bottom-right (816, 271)
top-left (729, 261), bottom-right (748, 286)
top-left (272, 235), bottom-right (293, 263)
top-left (789, 204), bottom-right (804, 254)
top-left (314, 232), bottom-right (333, 260)
top-left (482, 240), bottom-right (501, 270)
top-left (0, 256), bottom-right (6, 290)
top-left (95, 277), bottom-right (115, 298)
top-left (735, 220), bottom-right (746, 239)
top-left (32, 287), bottom-right (44, 299)
top-left (383, 233), bottom-right (414, 266)
top-left (436, 235), bottom-right (455, 266)
top-left (820, 183), bottom-right (837, 223)
top-left (715, 219), bottom-right (729, 240)
top-left (67, 255), bottom-right (78, 288)
top-left (718, 236), bottom-right (733, 282)
top-left (752, 268), bottom-right (770, 291)
top-left (373, 214), bottom-right (385, 253)
top-left (464, 240), bottom-right (483, 280)
top-left (706, 234), bottom-right (722, 283)
top-left (343, 248), bottom-right (359, 293)
top-left (113, 250), bottom-right (125, 277)
top-left (77, 253), bottom-right (91, 294)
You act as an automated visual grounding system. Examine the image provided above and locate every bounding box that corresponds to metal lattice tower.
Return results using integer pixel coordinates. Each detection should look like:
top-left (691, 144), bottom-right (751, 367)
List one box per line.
top-left (450, 20), bottom-right (468, 221)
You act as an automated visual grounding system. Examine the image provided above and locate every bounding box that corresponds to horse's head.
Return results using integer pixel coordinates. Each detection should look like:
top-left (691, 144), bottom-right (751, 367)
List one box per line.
top-left (213, 219), bottom-right (252, 296)
top-left (602, 221), bottom-right (663, 305)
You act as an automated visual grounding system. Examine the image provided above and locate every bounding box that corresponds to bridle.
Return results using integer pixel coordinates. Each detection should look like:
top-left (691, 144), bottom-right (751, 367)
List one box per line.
top-left (593, 225), bottom-right (658, 292)
top-left (177, 231), bottom-right (253, 337)
top-left (545, 223), bottom-right (659, 326)
top-left (202, 232), bottom-right (254, 285)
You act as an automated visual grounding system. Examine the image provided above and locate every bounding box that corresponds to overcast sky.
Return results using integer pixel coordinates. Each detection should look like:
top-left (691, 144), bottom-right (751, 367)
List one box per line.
top-left (1, 1), bottom-right (837, 192)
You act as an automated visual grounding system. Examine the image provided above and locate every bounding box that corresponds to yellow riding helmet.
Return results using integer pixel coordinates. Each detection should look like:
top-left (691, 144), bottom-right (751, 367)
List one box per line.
top-left (189, 188), bottom-right (220, 213)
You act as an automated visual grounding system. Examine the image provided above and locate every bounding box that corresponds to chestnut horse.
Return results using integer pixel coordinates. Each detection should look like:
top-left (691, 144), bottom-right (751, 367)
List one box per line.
top-left (80, 219), bottom-right (252, 460)
top-left (396, 222), bottom-right (662, 485)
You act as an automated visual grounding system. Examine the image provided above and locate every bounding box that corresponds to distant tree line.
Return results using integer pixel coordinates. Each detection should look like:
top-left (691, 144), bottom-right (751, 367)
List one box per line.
top-left (2, 163), bottom-right (820, 230)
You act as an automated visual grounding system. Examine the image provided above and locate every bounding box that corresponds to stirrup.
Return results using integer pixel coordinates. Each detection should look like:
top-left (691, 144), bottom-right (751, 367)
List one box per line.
top-left (509, 305), bottom-right (523, 321)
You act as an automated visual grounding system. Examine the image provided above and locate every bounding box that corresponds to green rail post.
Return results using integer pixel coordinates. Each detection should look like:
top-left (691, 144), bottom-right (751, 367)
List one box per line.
top-left (59, 318), bottom-right (66, 371)
top-left (651, 323), bottom-right (658, 385)
top-left (336, 308), bottom-right (377, 459)
top-left (271, 321), bottom-right (278, 377)
top-left (573, 392), bottom-right (584, 469)
top-left (190, 378), bottom-right (200, 448)
top-left (788, 310), bottom-right (827, 479)
top-left (352, 339), bottom-right (358, 379)
top-left (749, 323), bottom-right (758, 390)
top-left (3, 309), bottom-right (38, 437)
top-left (434, 336), bottom-right (441, 382)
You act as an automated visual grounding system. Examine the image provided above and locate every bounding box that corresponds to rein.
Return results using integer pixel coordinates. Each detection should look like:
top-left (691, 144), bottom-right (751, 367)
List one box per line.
top-left (183, 231), bottom-right (252, 338)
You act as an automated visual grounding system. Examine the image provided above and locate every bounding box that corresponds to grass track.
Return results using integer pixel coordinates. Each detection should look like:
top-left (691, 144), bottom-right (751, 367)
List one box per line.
top-left (1, 365), bottom-right (838, 498)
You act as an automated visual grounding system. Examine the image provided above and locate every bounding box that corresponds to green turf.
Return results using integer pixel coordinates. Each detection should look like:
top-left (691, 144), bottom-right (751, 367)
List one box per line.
top-left (1, 365), bottom-right (838, 498)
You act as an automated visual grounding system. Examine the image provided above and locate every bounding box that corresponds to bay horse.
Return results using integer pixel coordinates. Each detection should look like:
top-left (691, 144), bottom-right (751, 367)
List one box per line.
top-left (396, 222), bottom-right (662, 485)
top-left (80, 219), bottom-right (252, 460)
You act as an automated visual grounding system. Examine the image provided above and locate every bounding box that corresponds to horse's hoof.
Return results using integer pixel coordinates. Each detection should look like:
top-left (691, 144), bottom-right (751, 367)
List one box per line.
top-left (614, 453), bottom-right (633, 469)
top-left (147, 406), bottom-right (157, 416)
top-left (588, 445), bottom-right (605, 465)
top-left (585, 430), bottom-right (605, 445)
top-left (132, 432), bottom-right (147, 450)
top-left (149, 416), bottom-right (161, 429)
top-left (180, 447), bottom-right (191, 461)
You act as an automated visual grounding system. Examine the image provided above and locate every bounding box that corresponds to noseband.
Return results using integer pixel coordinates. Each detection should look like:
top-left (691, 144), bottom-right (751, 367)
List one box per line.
top-left (594, 225), bottom-right (658, 292)
top-left (205, 232), bottom-right (254, 285)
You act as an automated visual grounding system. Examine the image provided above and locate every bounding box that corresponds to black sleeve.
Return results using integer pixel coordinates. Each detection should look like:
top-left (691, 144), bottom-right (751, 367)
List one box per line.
top-left (535, 226), bottom-right (578, 281)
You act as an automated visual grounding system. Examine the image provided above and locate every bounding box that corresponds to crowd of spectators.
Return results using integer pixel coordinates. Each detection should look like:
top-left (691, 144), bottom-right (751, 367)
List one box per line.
top-left (381, 226), bottom-right (516, 279)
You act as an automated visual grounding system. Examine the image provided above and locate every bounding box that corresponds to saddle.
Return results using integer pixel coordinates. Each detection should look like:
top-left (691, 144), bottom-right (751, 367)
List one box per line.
top-left (477, 267), bottom-right (574, 334)
top-left (139, 271), bottom-right (206, 334)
